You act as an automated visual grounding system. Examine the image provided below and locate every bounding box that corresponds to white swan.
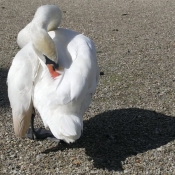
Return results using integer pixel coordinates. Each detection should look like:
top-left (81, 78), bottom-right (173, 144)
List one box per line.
top-left (7, 5), bottom-right (99, 143)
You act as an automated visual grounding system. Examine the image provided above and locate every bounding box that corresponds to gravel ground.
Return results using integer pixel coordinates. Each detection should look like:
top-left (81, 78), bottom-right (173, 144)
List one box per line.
top-left (1, 0), bottom-right (175, 174)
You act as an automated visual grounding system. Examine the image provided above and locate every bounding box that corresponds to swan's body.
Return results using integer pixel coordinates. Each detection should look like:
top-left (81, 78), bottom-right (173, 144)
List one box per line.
top-left (7, 5), bottom-right (99, 143)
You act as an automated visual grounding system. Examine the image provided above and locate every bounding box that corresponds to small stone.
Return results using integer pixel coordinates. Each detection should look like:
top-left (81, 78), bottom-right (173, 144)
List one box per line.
top-left (72, 159), bottom-right (81, 166)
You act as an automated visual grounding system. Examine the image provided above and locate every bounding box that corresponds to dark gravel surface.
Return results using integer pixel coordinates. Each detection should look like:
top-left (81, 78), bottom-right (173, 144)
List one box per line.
top-left (1, 0), bottom-right (175, 174)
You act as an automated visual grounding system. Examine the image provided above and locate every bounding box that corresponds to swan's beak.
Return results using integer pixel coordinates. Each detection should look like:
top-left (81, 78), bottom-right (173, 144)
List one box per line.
top-left (44, 55), bottom-right (60, 78)
top-left (47, 64), bottom-right (60, 78)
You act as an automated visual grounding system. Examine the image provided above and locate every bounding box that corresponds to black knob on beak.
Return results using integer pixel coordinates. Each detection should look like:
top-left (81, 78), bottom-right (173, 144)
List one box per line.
top-left (44, 55), bottom-right (59, 69)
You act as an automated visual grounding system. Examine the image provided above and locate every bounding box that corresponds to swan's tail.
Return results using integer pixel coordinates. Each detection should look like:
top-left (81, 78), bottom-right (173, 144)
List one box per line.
top-left (17, 5), bottom-right (62, 63)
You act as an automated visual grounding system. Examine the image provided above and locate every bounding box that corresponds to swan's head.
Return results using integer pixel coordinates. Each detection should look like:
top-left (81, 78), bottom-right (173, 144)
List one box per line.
top-left (29, 5), bottom-right (61, 77)
top-left (30, 25), bottom-right (58, 62)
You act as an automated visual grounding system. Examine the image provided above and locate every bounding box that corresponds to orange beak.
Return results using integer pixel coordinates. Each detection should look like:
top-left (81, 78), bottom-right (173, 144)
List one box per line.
top-left (47, 64), bottom-right (60, 78)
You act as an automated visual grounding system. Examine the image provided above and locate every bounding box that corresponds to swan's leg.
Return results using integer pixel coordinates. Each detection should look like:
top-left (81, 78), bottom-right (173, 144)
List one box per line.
top-left (26, 108), bottom-right (38, 139)
top-left (26, 109), bottom-right (60, 142)
top-left (30, 110), bottom-right (36, 140)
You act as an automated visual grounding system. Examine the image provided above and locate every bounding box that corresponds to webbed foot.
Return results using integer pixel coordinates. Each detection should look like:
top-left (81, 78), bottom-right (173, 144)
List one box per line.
top-left (26, 127), bottom-right (55, 140)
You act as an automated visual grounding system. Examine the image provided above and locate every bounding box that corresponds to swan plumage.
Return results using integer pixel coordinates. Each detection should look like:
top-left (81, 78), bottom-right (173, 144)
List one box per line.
top-left (7, 5), bottom-right (99, 143)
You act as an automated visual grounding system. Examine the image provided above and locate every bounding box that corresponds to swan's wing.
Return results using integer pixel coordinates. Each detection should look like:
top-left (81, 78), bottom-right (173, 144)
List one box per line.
top-left (56, 69), bottom-right (87, 104)
top-left (56, 40), bottom-right (99, 105)
top-left (7, 46), bottom-right (36, 137)
top-left (47, 42), bottom-right (99, 142)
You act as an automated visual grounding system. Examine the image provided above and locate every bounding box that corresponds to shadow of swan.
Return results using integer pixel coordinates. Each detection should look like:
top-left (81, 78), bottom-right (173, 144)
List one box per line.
top-left (43, 108), bottom-right (175, 171)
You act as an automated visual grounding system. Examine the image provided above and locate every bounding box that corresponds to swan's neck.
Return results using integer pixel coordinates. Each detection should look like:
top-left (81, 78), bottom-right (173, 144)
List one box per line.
top-left (30, 5), bottom-right (62, 63)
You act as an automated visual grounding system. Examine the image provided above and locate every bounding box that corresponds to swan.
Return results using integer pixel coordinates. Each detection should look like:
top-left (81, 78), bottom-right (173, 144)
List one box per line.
top-left (7, 5), bottom-right (99, 143)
